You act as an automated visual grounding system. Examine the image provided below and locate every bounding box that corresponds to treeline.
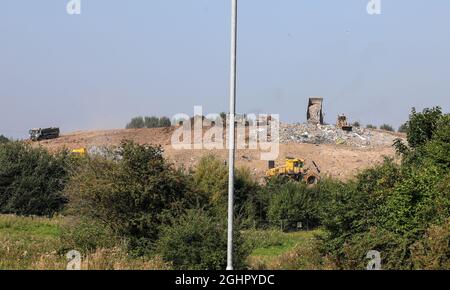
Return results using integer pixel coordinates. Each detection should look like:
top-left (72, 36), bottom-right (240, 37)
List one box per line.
top-left (0, 106), bottom-right (448, 269)
top-left (126, 116), bottom-right (171, 129)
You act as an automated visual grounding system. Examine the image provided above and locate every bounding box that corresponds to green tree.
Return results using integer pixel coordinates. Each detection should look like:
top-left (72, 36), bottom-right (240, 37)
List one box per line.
top-left (407, 107), bottom-right (442, 148)
top-left (126, 116), bottom-right (145, 129)
top-left (380, 124), bottom-right (394, 132)
top-left (156, 209), bottom-right (249, 270)
top-left (158, 116), bottom-right (172, 127)
top-left (144, 116), bottom-right (159, 128)
top-left (0, 135), bottom-right (9, 143)
top-left (65, 141), bottom-right (195, 255)
top-left (0, 142), bottom-right (70, 216)
top-left (267, 181), bottom-right (321, 231)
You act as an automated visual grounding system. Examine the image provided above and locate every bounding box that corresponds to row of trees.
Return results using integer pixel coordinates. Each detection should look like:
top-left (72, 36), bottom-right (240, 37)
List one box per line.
top-left (355, 123), bottom-right (404, 132)
top-left (126, 116), bottom-right (171, 129)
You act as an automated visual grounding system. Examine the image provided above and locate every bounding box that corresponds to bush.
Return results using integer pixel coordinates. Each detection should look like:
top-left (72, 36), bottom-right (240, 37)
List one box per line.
top-left (65, 141), bottom-right (195, 255)
top-left (0, 142), bottom-right (70, 216)
top-left (410, 219), bottom-right (450, 270)
top-left (352, 121), bottom-right (361, 127)
top-left (366, 124), bottom-right (377, 129)
top-left (379, 124), bottom-right (394, 132)
top-left (0, 135), bottom-right (9, 143)
top-left (407, 107), bottom-right (443, 148)
top-left (156, 209), bottom-right (249, 270)
top-left (398, 123), bottom-right (408, 133)
top-left (318, 107), bottom-right (450, 269)
top-left (60, 218), bottom-right (119, 254)
top-left (192, 155), bottom-right (261, 225)
top-left (267, 182), bottom-right (320, 231)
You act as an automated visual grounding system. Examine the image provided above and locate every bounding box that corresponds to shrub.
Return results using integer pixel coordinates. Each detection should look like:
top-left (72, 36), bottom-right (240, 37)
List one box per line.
top-left (156, 209), bottom-right (249, 270)
top-left (406, 107), bottom-right (443, 148)
top-left (318, 107), bottom-right (450, 269)
top-left (398, 123), bottom-right (408, 133)
top-left (192, 155), bottom-right (261, 225)
top-left (366, 124), bottom-right (377, 129)
top-left (0, 142), bottom-right (70, 216)
top-left (410, 219), bottom-right (450, 270)
top-left (0, 135), bottom-right (9, 143)
top-left (379, 124), bottom-right (394, 132)
top-left (267, 182), bottom-right (320, 231)
top-left (60, 218), bottom-right (119, 254)
top-left (65, 141), bottom-right (195, 255)
top-left (352, 121), bottom-right (361, 127)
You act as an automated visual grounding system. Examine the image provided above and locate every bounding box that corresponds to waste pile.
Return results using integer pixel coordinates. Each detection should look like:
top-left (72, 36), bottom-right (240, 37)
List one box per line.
top-left (279, 123), bottom-right (401, 148)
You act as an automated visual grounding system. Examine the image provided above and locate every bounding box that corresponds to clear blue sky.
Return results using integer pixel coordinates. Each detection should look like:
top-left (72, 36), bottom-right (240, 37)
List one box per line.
top-left (1, 0), bottom-right (449, 138)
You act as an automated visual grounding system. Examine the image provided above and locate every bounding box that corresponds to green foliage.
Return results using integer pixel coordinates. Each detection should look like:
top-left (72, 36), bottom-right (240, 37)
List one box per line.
top-left (398, 123), bottom-right (408, 133)
top-left (366, 124), bottom-right (377, 129)
top-left (267, 182), bottom-right (320, 231)
top-left (0, 135), bottom-right (9, 143)
top-left (126, 117), bottom-right (145, 129)
top-left (406, 107), bottom-right (443, 148)
top-left (126, 116), bottom-right (172, 129)
top-left (65, 141), bottom-right (194, 255)
top-left (318, 107), bottom-right (450, 269)
top-left (0, 142), bottom-right (70, 216)
top-left (60, 218), bottom-right (118, 254)
top-left (352, 121), bottom-right (361, 127)
top-left (192, 155), bottom-right (261, 225)
top-left (156, 209), bottom-right (249, 270)
top-left (379, 124), bottom-right (394, 132)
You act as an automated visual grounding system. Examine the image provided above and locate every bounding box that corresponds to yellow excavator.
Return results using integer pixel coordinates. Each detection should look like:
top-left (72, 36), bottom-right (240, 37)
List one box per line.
top-left (71, 147), bottom-right (87, 157)
top-left (266, 157), bottom-right (320, 185)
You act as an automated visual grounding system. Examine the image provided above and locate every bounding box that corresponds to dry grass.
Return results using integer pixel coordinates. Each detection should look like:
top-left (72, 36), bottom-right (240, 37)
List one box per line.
top-left (0, 215), bottom-right (171, 270)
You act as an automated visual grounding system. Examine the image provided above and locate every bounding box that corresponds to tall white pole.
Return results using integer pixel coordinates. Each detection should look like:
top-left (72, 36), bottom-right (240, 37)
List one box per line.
top-left (227, 0), bottom-right (238, 271)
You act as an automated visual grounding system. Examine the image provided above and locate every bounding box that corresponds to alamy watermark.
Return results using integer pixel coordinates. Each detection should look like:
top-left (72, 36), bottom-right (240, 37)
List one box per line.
top-left (171, 106), bottom-right (280, 161)
top-left (367, 0), bottom-right (382, 15)
top-left (66, 1), bottom-right (381, 16)
top-left (367, 250), bottom-right (382, 270)
top-left (67, 0), bottom-right (81, 15)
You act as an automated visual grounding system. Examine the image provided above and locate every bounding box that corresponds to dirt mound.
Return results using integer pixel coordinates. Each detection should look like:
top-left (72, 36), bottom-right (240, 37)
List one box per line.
top-left (35, 126), bottom-right (399, 181)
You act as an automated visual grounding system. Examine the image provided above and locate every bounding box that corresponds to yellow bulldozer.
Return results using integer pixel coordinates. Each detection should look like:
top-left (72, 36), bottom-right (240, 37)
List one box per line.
top-left (71, 147), bottom-right (87, 157)
top-left (266, 157), bottom-right (320, 185)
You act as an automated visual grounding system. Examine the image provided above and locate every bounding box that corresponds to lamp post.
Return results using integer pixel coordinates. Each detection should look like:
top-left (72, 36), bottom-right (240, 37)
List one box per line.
top-left (227, 0), bottom-right (238, 271)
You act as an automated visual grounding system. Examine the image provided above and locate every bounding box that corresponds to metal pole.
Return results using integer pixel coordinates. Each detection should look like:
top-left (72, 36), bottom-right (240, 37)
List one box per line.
top-left (227, 0), bottom-right (238, 271)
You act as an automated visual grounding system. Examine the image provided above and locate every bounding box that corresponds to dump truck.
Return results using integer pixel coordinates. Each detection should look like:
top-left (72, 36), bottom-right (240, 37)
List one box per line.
top-left (266, 157), bottom-right (320, 185)
top-left (29, 127), bottom-right (60, 141)
top-left (307, 97), bottom-right (324, 125)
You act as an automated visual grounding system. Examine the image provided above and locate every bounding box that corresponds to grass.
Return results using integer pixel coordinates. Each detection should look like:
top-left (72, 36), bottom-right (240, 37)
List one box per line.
top-left (0, 214), bottom-right (325, 270)
top-left (0, 215), bottom-right (64, 269)
top-left (0, 215), bottom-right (170, 270)
top-left (246, 229), bottom-right (325, 269)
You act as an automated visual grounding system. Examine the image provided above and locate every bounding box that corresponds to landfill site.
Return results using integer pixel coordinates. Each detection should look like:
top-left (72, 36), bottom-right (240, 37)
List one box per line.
top-left (32, 98), bottom-right (405, 181)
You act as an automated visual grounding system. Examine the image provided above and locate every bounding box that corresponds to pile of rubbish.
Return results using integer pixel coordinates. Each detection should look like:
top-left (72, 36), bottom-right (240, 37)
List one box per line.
top-left (279, 123), bottom-right (401, 148)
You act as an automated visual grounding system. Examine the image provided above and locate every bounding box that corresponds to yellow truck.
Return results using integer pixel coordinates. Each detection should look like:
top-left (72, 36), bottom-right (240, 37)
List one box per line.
top-left (71, 148), bottom-right (87, 157)
top-left (266, 158), bottom-right (320, 185)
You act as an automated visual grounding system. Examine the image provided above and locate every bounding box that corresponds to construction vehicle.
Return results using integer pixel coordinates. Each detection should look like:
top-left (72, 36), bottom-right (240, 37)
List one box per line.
top-left (29, 127), bottom-right (60, 141)
top-left (336, 115), bottom-right (353, 132)
top-left (266, 157), bottom-right (320, 185)
top-left (71, 147), bottom-right (87, 157)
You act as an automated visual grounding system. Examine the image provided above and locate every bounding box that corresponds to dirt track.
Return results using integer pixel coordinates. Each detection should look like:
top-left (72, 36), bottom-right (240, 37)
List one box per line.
top-left (35, 127), bottom-right (399, 181)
